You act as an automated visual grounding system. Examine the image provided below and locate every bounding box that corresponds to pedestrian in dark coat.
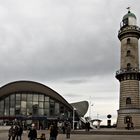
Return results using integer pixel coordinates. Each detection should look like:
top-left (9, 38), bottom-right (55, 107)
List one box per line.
top-left (10, 125), bottom-right (17, 140)
top-left (28, 124), bottom-right (37, 140)
top-left (66, 123), bottom-right (71, 139)
top-left (16, 125), bottom-right (23, 140)
top-left (8, 125), bottom-right (14, 140)
top-left (49, 124), bottom-right (58, 140)
top-left (87, 122), bottom-right (90, 131)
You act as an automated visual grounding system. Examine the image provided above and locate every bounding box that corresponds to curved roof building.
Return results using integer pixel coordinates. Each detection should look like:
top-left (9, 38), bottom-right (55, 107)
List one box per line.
top-left (0, 80), bottom-right (88, 129)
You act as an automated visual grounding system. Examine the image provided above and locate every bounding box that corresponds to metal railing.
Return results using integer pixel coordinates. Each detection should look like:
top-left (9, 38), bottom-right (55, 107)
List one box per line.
top-left (116, 67), bottom-right (140, 75)
top-left (118, 25), bottom-right (140, 34)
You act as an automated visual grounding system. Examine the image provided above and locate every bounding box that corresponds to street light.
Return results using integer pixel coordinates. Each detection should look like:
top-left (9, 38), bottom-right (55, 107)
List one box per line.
top-left (73, 107), bottom-right (76, 130)
top-left (88, 96), bottom-right (93, 118)
top-left (89, 103), bottom-right (94, 118)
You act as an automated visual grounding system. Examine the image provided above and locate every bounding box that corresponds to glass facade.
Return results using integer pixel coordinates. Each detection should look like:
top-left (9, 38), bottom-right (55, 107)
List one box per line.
top-left (0, 91), bottom-right (72, 119)
top-left (0, 82), bottom-right (82, 130)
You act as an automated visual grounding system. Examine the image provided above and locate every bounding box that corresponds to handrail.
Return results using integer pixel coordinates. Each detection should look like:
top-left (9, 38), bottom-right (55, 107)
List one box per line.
top-left (118, 25), bottom-right (140, 34)
top-left (116, 67), bottom-right (140, 75)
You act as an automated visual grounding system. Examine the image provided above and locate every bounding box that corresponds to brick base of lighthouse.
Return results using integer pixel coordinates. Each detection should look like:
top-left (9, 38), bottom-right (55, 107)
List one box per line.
top-left (117, 109), bottom-right (140, 129)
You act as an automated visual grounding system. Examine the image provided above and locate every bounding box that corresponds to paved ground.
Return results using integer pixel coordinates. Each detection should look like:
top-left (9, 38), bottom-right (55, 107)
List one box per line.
top-left (0, 129), bottom-right (140, 140)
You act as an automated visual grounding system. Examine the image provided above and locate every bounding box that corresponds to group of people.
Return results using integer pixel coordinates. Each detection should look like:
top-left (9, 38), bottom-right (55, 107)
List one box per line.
top-left (61, 121), bottom-right (71, 139)
top-left (8, 121), bottom-right (72, 140)
top-left (8, 124), bottom-right (23, 140)
top-left (49, 121), bottom-right (71, 139)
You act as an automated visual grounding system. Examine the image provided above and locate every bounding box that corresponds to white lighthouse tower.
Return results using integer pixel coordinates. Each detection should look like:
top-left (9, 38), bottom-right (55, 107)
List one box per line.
top-left (116, 9), bottom-right (140, 129)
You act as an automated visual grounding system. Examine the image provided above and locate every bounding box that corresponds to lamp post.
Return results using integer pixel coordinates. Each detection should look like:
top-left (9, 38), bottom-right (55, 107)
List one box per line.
top-left (97, 113), bottom-right (99, 119)
top-left (73, 107), bottom-right (76, 130)
top-left (88, 96), bottom-right (93, 118)
top-left (89, 103), bottom-right (94, 118)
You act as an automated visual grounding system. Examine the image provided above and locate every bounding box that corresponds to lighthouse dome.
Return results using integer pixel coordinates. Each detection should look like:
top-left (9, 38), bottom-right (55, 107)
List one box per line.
top-left (123, 11), bottom-right (136, 20)
top-left (121, 11), bottom-right (137, 26)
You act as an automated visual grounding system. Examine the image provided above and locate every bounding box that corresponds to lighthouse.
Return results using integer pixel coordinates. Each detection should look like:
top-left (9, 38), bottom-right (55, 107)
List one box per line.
top-left (116, 9), bottom-right (140, 129)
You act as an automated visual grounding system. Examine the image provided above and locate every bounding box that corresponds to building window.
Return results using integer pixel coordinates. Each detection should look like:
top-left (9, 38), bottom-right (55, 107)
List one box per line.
top-left (0, 100), bottom-right (4, 115)
top-left (124, 116), bottom-right (132, 124)
top-left (15, 100), bottom-right (21, 115)
top-left (122, 18), bottom-right (128, 27)
top-left (127, 38), bottom-right (130, 44)
top-left (55, 102), bottom-right (60, 115)
top-left (39, 102), bottom-right (44, 108)
top-left (38, 109), bottom-right (44, 115)
top-left (44, 109), bottom-right (49, 116)
top-left (39, 94), bottom-right (44, 102)
top-left (10, 95), bottom-right (15, 108)
top-left (21, 101), bottom-right (27, 115)
top-left (5, 97), bottom-right (10, 116)
top-left (60, 105), bottom-right (65, 114)
top-left (50, 99), bottom-right (55, 116)
top-left (10, 108), bottom-right (15, 116)
top-left (21, 94), bottom-right (26, 101)
top-left (45, 96), bottom-right (49, 102)
top-left (27, 94), bottom-right (32, 101)
top-left (126, 97), bottom-right (131, 104)
top-left (33, 103), bottom-right (39, 115)
top-left (44, 101), bottom-right (49, 109)
top-left (0, 91), bottom-right (72, 121)
top-left (126, 50), bottom-right (131, 56)
top-left (33, 94), bottom-right (38, 102)
top-left (16, 94), bottom-right (21, 100)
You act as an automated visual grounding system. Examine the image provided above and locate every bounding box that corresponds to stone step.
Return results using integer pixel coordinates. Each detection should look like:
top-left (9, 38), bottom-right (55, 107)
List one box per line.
top-left (71, 130), bottom-right (140, 135)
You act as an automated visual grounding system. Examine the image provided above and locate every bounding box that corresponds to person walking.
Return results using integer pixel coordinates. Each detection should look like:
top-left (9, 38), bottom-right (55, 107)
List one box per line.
top-left (8, 125), bottom-right (14, 140)
top-left (16, 124), bottom-right (23, 140)
top-left (49, 123), bottom-right (58, 140)
top-left (28, 124), bottom-right (37, 140)
top-left (66, 123), bottom-right (71, 139)
top-left (87, 122), bottom-right (90, 131)
top-left (11, 125), bottom-right (18, 140)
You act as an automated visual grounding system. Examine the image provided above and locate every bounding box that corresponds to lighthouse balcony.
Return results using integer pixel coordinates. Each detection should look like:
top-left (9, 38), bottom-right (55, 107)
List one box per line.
top-left (118, 25), bottom-right (140, 40)
top-left (119, 25), bottom-right (140, 33)
top-left (116, 67), bottom-right (140, 81)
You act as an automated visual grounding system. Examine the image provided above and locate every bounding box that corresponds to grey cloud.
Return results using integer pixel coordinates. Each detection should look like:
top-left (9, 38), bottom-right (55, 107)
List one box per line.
top-left (93, 96), bottom-right (118, 101)
top-left (0, 0), bottom-right (139, 85)
top-left (1, 0), bottom-right (140, 125)
top-left (64, 93), bottom-right (80, 98)
top-left (65, 79), bottom-right (89, 84)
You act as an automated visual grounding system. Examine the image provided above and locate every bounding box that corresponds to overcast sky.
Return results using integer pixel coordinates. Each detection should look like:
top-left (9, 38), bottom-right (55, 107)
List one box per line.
top-left (0, 0), bottom-right (140, 125)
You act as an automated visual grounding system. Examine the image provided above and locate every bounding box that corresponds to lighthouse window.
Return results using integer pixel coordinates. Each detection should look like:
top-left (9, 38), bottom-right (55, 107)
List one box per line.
top-left (127, 63), bottom-right (131, 69)
top-left (123, 18), bottom-right (128, 26)
top-left (126, 50), bottom-right (131, 56)
top-left (126, 97), bottom-right (131, 104)
top-left (127, 38), bottom-right (130, 44)
top-left (124, 116), bottom-right (132, 124)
